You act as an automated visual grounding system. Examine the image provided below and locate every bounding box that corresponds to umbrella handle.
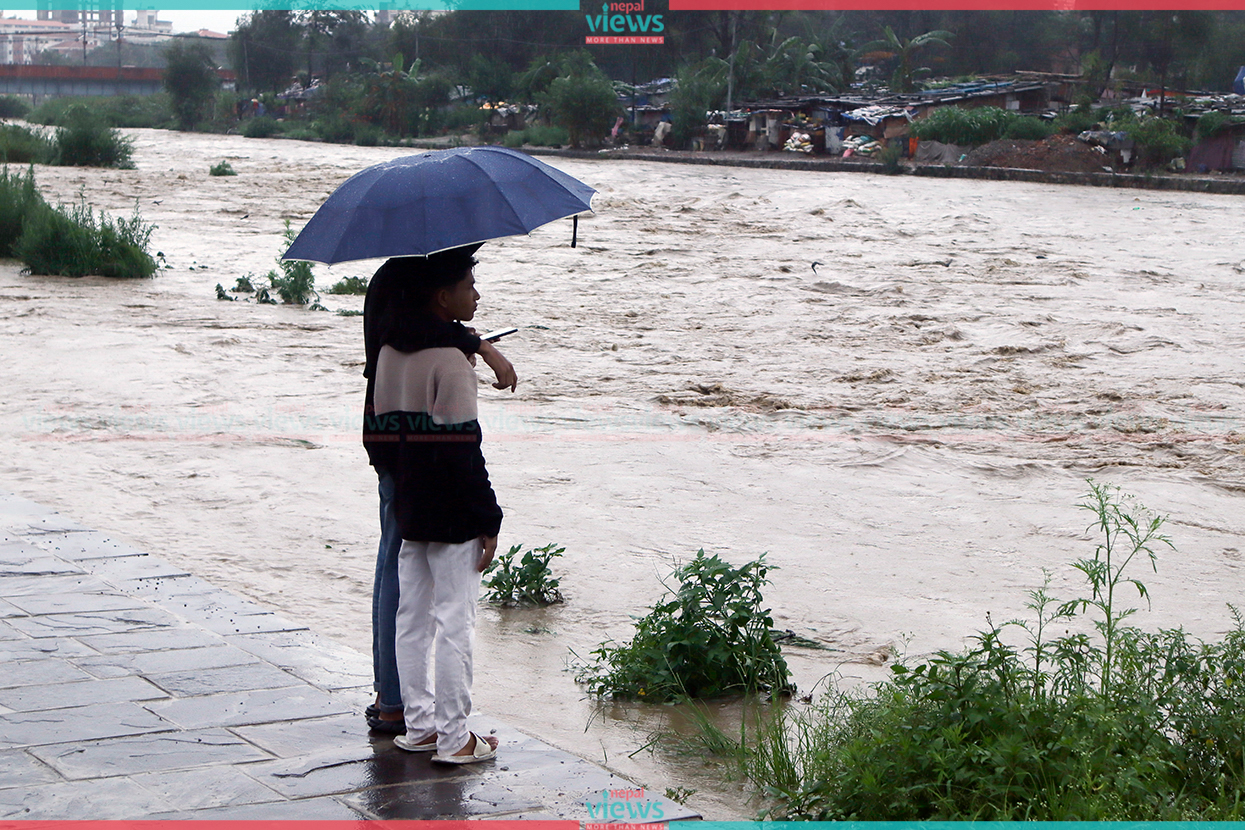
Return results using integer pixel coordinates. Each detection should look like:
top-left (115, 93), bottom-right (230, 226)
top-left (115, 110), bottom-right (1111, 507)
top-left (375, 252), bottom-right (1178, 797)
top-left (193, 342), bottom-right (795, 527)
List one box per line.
top-left (572, 215), bottom-right (578, 249)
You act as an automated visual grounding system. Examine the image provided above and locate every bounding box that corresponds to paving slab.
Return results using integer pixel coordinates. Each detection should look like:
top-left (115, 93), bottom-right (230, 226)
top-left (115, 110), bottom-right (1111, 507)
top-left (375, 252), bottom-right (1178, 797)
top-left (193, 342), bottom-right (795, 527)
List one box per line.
top-left (0, 492), bottom-right (702, 822)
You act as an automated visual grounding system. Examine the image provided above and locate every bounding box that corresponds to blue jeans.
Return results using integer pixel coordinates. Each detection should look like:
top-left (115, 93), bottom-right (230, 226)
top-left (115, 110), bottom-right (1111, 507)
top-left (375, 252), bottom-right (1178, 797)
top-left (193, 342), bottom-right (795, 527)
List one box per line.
top-left (372, 470), bottom-right (404, 714)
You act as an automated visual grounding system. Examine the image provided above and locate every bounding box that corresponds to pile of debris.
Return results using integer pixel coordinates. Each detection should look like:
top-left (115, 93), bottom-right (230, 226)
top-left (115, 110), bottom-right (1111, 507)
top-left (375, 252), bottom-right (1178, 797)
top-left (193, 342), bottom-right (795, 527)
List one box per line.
top-left (964, 134), bottom-right (1114, 173)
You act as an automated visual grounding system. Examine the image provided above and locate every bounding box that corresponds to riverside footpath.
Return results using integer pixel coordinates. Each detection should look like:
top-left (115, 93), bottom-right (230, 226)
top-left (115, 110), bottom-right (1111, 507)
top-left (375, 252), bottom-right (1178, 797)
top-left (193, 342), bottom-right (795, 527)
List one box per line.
top-left (0, 490), bottom-right (698, 822)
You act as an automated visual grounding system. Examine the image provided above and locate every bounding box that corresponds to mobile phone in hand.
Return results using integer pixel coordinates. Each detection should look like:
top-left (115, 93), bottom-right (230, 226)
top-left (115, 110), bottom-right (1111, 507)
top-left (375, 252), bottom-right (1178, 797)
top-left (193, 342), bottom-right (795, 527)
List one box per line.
top-left (482, 327), bottom-right (518, 342)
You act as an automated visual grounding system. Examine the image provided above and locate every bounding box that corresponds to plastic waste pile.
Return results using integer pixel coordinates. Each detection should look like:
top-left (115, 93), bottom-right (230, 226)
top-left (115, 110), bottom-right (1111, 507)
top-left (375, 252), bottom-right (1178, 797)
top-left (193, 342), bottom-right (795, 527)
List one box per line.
top-left (840, 135), bottom-right (882, 157)
top-left (784, 131), bottom-right (815, 154)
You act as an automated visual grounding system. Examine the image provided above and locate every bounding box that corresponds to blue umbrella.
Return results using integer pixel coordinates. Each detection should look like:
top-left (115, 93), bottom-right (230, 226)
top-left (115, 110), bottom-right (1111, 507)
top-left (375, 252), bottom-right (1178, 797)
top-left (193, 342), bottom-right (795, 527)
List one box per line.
top-left (282, 146), bottom-right (596, 264)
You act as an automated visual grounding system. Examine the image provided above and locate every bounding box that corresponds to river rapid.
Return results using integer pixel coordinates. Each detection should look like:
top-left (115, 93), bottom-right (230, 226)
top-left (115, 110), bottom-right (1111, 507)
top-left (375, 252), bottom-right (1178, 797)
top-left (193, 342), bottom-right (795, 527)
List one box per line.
top-left (2, 128), bottom-right (1243, 818)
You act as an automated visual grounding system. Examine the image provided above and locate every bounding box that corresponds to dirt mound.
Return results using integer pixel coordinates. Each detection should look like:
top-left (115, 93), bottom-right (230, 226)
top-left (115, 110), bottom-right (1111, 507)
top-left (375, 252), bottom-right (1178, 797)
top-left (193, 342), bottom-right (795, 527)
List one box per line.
top-left (964, 134), bottom-right (1112, 174)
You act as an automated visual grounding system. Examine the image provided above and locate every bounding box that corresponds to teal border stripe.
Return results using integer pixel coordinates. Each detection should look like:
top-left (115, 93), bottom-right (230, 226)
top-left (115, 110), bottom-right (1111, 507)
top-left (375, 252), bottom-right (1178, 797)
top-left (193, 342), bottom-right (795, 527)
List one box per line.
top-left (673, 824), bottom-right (1242, 830)
top-left (11, 0), bottom-right (579, 9)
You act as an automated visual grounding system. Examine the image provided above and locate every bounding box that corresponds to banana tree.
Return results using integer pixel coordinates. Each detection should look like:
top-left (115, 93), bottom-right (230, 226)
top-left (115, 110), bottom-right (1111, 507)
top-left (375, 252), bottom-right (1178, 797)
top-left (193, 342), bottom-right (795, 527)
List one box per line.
top-left (861, 26), bottom-right (953, 93)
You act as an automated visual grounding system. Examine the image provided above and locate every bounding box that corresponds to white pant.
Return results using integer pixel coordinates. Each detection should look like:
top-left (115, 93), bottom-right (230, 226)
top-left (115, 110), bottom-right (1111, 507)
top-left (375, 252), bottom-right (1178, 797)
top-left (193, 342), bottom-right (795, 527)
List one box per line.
top-left (395, 538), bottom-right (482, 756)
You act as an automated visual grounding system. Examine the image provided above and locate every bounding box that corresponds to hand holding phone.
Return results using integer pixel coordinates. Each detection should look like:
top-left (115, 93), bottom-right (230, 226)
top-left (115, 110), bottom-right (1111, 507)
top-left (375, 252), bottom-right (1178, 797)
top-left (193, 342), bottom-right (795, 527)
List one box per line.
top-left (482, 327), bottom-right (518, 342)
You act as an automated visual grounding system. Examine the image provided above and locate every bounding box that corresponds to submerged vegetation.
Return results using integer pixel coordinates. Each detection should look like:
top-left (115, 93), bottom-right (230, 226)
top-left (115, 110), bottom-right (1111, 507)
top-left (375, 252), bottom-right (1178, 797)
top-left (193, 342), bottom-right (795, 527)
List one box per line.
top-left (578, 551), bottom-right (792, 702)
top-left (0, 167), bottom-right (156, 278)
top-left (482, 543), bottom-right (566, 607)
top-left (689, 482), bottom-right (1245, 820)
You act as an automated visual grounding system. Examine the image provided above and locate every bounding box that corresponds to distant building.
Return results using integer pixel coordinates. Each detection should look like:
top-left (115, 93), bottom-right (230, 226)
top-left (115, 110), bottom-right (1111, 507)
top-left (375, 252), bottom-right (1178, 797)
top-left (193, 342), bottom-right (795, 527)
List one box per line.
top-left (0, 16), bottom-right (78, 63)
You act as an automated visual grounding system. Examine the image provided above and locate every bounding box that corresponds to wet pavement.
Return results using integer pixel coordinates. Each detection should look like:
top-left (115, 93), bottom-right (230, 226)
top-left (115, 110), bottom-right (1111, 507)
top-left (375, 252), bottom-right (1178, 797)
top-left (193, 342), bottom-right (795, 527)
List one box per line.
top-left (0, 491), bottom-right (701, 822)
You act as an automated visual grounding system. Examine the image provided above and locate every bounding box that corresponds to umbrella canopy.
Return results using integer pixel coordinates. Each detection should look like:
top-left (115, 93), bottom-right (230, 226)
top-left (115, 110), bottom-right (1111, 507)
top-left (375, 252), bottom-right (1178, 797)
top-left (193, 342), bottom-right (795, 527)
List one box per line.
top-left (282, 146), bottom-right (596, 264)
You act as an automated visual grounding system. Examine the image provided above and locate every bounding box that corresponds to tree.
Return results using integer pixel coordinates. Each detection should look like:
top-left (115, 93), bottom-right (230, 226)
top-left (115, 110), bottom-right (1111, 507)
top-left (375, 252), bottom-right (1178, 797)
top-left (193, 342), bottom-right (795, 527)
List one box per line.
top-left (229, 11), bottom-right (300, 94)
top-left (861, 25), bottom-right (952, 92)
top-left (541, 51), bottom-right (619, 148)
top-left (299, 10), bottom-right (369, 81)
top-left (163, 39), bottom-right (219, 130)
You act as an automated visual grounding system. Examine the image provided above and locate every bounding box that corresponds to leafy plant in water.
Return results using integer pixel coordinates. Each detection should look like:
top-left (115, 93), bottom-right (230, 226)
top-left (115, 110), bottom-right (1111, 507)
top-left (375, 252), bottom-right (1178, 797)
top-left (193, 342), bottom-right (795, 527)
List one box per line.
top-left (695, 482), bottom-right (1245, 820)
top-left (209, 160), bottom-right (237, 176)
top-left (578, 551), bottom-right (793, 702)
top-left (326, 275), bottom-right (369, 295)
top-left (482, 543), bottom-right (565, 607)
top-left (266, 219), bottom-right (319, 305)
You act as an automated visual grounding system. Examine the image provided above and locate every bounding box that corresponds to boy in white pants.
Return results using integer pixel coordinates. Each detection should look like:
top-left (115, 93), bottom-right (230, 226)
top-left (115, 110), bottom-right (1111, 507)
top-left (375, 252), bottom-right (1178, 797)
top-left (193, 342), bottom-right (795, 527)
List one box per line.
top-left (369, 244), bottom-right (507, 763)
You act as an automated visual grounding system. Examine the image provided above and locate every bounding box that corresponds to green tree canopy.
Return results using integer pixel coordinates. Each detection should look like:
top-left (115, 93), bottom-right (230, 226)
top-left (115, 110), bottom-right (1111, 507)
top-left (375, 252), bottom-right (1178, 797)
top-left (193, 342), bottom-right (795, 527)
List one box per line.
top-left (162, 39), bottom-right (219, 130)
top-left (229, 11), bottom-right (299, 94)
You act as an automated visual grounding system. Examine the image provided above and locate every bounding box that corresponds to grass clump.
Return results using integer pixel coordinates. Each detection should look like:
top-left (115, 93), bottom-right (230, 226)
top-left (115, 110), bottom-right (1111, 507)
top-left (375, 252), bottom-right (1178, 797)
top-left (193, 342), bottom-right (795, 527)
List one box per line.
top-left (326, 275), bottom-right (369, 295)
top-left (578, 551), bottom-right (792, 702)
top-left (209, 160), bottom-right (237, 176)
top-left (0, 124), bottom-right (50, 164)
top-left (501, 124), bottom-right (569, 148)
top-left (0, 166), bottom-right (45, 256)
top-left (16, 199), bottom-right (156, 278)
top-left (0, 95), bottom-right (30, 119)
top-left (48, 106), bottom-right (134, 169)
top-left (912, 106), bottom-right (1051, 146)
top-left (242, 116), bottom-right (281, 139)
top-left (700, 481), bottom-right (1245, 820)
top-left (483, 543), bottom-right (565, 607)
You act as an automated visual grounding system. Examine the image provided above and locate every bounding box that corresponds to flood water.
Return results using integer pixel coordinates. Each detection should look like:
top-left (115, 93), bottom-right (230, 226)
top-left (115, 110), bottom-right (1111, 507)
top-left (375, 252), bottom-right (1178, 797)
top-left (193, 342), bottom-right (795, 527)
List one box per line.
top-left (2, 128), bottom-right (1243, 818)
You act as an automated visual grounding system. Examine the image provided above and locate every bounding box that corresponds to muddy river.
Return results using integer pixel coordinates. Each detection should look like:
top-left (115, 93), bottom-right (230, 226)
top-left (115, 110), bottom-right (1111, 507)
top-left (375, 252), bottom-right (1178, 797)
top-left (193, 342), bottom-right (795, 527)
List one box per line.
top-left (2, 128), bottom-right (1242, 818)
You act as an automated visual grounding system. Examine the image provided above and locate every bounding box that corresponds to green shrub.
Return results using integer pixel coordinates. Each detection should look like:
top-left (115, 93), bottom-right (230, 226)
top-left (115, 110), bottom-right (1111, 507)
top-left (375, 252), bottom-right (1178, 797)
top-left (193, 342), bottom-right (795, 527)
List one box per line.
top-left (241, 116), bottom-right (281, 138)
top-left (441, 104), bottom-right (486, 134)
top-left (28, 95), bottom-right (171, 130)
top-left (878, 143), bottom-right (904, 174)
top-left (0, 124), bottom-right (51, 164)
top-left (313, 115), bottom-right (355, 144)
top-left (0, 166), bottom-right (45, 257)
top-left (15, 199), bottom-right (156, 278)
top-left (578, 551), bottom-right (793, 701)
top-left (1130, 117), bottom-right (1192, 169)
top-left (700, 482), bottom-right (1245, 820)
top-left (326, 275), bottom-right (368, 295)
top-left (280, 127), bottom-right (319, 142)
top-left (49, 106), bottom-right (134, 168)
top-left (502, 124), bottom-right (568, 148)
top-left (0, 96), bottom-right (30, 119)
top-left (1003, 115), bottom-right (1054, 141)
top-left (540, 51), bottom-right (618, 148)
top-left (1195, 110), bottom-right (1243, 140)
top-left (912, 105), bottom-right (1024, 146)
top-left (1052, 103), bottom-right (1102, 135)
top-left (209, 160), bottom-right (236, 176)
top-left (353, 122), bottom-right (382, 146)
top-left (483, 543), bottom-right (565, 607)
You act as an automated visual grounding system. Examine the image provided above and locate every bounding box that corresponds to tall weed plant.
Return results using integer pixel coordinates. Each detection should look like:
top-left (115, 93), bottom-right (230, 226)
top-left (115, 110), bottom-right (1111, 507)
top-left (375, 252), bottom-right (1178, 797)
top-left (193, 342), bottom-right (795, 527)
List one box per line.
top-left (0, 166), bottom-right (45, 256)
top-left (707, 481), bottom-right (1245, 820)
top-left (912, 105), bottom-right (1051, 146)
top-left (16, 199), bottom-right (156, 278)
top-left (49, 106), bottom-right (134, 169)
top-left (578, 551), bottom-right (793, 701)
top-left (265, 220), bottom-right (319, 305)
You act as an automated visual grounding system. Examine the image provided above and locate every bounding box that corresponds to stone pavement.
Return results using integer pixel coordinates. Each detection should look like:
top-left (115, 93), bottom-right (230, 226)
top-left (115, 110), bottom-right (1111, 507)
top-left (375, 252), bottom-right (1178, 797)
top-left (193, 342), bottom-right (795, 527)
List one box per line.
top-left (0, 491), bottom-right (700, 822)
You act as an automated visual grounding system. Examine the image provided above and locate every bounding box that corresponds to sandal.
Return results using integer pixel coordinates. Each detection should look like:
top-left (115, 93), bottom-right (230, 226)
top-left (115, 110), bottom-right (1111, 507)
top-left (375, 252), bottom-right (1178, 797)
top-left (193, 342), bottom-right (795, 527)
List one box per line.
top-left (431, 731), bottom-right (497, 765)
top-left (393, 733), bottom-right (437, 752)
